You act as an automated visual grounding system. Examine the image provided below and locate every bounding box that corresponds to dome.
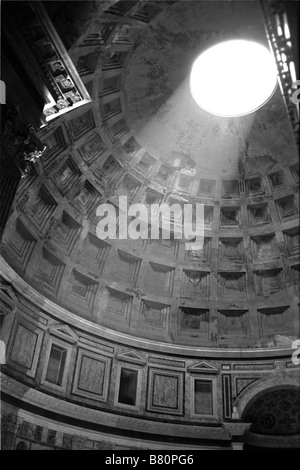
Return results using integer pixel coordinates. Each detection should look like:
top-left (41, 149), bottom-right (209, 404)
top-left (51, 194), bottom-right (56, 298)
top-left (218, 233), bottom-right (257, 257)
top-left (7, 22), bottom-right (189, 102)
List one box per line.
top-left (1, 0), bottom-right (299, 451)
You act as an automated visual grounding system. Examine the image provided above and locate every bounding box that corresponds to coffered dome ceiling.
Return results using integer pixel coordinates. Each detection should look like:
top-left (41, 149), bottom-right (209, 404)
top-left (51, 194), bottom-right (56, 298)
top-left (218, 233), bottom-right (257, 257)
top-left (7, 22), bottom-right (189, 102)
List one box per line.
top-left (1, 0), bottom-right (299, 350)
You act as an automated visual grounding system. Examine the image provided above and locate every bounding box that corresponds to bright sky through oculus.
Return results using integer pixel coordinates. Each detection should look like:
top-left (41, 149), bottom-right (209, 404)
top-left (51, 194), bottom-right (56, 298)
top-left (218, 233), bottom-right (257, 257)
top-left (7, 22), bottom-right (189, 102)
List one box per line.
top-left (190, 40), bottom-right (278, 117)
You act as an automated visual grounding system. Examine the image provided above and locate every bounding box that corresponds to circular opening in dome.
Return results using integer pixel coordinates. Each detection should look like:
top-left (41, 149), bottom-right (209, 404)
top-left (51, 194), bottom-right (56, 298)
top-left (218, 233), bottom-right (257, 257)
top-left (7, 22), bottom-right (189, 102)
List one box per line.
top-left (190, 40), bottom-right (278, 117)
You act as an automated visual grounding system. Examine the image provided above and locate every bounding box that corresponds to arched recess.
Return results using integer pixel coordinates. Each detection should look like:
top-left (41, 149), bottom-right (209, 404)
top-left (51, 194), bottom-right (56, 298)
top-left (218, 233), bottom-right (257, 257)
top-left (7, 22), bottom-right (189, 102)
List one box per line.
top-left (235, 378), bottom-right (300, 448)
top-left (236, 376), bottom-right (300, 418)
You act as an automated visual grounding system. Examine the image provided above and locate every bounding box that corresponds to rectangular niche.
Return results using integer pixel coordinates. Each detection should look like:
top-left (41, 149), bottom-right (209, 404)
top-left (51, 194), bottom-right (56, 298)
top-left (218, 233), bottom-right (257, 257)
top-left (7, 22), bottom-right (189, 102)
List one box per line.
top-left (182, 270), bottom-right (210, 298)
top-left (145, 262), bottom-right (174, 297)
top-left (99, 74), bottom-right (121, 97)
top-left (197, 178), bottom-right (216, 197)
top-left (79, 233), bottom-right (110, 274)
top-left (248, 203), bottom-right (271, 226)
top-left (51, 212), bottom-right (82, 254)
top-left (254, 268), bottom-right (283, 296)
top-left (276, 195), bottom-right (298, 221)
top-left (184, 237), bottom-right (212, 263)
top-left (69, 110), bottom-right (95, 140)
top-left (26, 184), bottom-right (57, 234)
top-left (246, 177), bottom-right (263, 195)
top-left (33, 248), bottom-right (65, 296)
top-left (7, 219), bottom-right (36, 271)
top-left (67, 270), bottom-right (98, 312)
top-left (72, 349), bottom-right (111, 401)
top-left (219, 237), bottom-right (243, 263)
top-left (136, 152), bottom-right (156, 174)
top-left (72, 181), bottom-right (102, 215)
top-left (258, 306), bottom-right (292, 335)
top-left (45, 345), bottom-right (67, 385)
top-left (100, 97), bottom-right (122, 121)
top-left (147, 368), bottom-right (184, 415)
top-left (140, 299), bottom-right (171, 331)
top-left (51, 157), bottom-right (81, 196)
top-left (41, 127), bottom-right (67, 168)
top-left (117, 174), bottom-right (140, 200)
top-left (190, 377), bottom-right (217, 418)
top-left (122, 136), bottom-right (141, 159)
top-left (179, 307), bottom-right (209, 334)
top-left (78, 134), bottom-right (106, 165)
top-left (268, 171), bottom-right (285, 191)
top-left (104, 287), bottom-right (133, 325)
top-left (220, 207), bottom-right (240, 227)
top-left (118, 368), bottom-right (138, 405)
top-left (218, 310), bottom-right (249, 337)
top-left (250, 234), bottom-right (278, 261)
top-left (290, 163), bottom-right (299, 183)
top-left (222, 180), bottom-right (239, 198)
top-left (283, 227), bottom-right (299, 257)
top-left (114, 250), bottom-right (141, 285)
top-left (218, 272), bottom-right (246, 299)
top-left (115, 364), bottom-right (142, 410)
top-left (41, 339), bottom-right (72, 392)
top-left (94, 155), bottom-right (122, 187)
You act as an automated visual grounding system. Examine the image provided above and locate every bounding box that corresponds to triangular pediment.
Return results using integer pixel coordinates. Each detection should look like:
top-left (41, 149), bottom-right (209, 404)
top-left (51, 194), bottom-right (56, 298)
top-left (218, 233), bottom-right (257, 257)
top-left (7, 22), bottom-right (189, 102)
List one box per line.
top-left (49, 324), bottom-right (78, 344)
top-left (117, 350), bottom-right (146, 365)
top-left (188, 361), bottom-right (219, 374)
